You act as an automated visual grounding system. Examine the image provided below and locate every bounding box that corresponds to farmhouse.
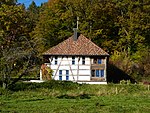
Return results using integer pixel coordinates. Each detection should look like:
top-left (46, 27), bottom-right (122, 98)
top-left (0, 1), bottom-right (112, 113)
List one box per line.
top-left (40, 30), bottom-right (109, 84)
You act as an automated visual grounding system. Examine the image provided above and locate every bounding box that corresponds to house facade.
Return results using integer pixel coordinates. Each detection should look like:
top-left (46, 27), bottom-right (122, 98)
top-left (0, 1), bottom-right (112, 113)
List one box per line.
top-left (41, 33), bottom-right (109, 84)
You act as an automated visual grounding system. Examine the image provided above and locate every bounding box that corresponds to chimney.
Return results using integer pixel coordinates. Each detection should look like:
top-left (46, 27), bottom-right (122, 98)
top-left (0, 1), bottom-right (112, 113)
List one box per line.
top-left (73, 28), bottom-right (78, 41)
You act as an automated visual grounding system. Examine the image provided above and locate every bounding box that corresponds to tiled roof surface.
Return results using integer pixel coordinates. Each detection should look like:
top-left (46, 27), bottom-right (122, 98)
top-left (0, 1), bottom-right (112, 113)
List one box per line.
top-left (43, 34), bottom-right (109, 56)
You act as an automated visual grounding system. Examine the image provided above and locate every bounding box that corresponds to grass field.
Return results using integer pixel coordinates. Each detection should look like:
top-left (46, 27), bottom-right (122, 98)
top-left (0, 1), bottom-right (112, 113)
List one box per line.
top-left (0, 81), bottom-right (150, 113)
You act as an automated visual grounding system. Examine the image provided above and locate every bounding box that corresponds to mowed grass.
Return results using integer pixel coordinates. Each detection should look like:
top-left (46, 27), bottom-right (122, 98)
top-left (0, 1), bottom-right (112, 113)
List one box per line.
top-left (0, 81), bottom-right (150, 113)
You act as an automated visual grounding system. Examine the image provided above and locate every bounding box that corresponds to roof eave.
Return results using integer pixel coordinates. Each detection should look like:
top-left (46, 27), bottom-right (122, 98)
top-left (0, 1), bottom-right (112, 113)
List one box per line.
top-left (43, 54), bottom-right (109, 57)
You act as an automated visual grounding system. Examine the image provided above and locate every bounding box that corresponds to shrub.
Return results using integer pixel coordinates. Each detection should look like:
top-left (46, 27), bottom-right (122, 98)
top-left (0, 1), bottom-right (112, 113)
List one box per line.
top-left (0, 87), bottom-right (11, 95)
top-left (8, 80), bottom-right (80, 91)
top-left (120, 80), bottom-right (131, 85)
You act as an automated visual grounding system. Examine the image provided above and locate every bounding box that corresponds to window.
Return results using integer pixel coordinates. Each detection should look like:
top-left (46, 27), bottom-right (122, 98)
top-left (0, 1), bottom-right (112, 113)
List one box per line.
top-left (96, 70), bottom-right (100, 77)
top-left (93, 70), bottom-right (104, 77)
top-left (93, 58), bottom-right (104, 64)
top-left (100, 70), bottom-right (104, 77)
top-left (59, 76), bottom-right (62, 80)
top-left (66, 70), bottom-right (69, 75)
top-left (72, 56), bottom-right (75, 65)
top-left (55, 56), bottom-right (58, 65)
top-left (66, 70), bottom-right (69, 80)
top-left (59, 70), bottom-right (62, 80)
top-left (93, 58), bottom-right (97, 64)
top-left (91, 70), bottom-right (95, 77)
top-left (82, 57), bottom-right (85, 65)
top-left (98, 59), bottom-right (102, 64)
top-left (59, 70), bottom-right (62, 75)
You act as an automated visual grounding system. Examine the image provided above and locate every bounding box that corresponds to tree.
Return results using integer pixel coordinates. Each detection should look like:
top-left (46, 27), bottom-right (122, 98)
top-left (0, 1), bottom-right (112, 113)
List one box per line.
top-left (110, 0), bottom-right (150, 81)
top-left (0, 0), bottom-right (17, 6)
top-left (27, 1), bottom-right (40, 33)
top-left (32, 0), bottom-right (74, 50)
top-left (0, 1), bottom-right (41, 88)
top-left (114, 0), bottom-right (150, 53)
top-left (32, 0), bottom-right (118, 52)
top-left (31, 0), bottom-right (150, 82)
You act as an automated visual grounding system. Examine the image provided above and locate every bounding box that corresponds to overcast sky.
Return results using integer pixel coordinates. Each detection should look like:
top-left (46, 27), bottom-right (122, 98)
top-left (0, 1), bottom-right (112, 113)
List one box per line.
top-left (17, 0), bottom-right (48, 8)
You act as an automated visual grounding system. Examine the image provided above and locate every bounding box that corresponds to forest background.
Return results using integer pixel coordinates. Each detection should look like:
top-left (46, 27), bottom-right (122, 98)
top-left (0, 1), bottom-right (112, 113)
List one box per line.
top-left (0, 0), bottom-right (150, 88)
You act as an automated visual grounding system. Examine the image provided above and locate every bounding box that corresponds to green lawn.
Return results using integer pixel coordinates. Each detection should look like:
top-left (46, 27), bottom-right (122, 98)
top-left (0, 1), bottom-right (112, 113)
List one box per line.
top-left (0, 81), bottom-right (150, 113)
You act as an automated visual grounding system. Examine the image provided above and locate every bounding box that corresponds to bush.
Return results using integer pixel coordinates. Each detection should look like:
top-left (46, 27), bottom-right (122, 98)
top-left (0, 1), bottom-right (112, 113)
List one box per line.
top-left (120, 80), bottom-right (131, 85)
top-left (0, 87), bottom-right (11, 95)
top-left (8, 80), bottom-right (80, 91)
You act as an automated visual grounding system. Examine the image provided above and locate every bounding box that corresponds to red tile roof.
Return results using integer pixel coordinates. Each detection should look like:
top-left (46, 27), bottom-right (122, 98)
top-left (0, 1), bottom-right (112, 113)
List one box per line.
top-left (43, 34), bottom-right (109, 56)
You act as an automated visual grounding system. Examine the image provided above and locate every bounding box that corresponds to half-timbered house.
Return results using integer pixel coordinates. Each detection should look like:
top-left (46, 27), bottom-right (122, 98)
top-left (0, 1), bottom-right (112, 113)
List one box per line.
top-left (41, 31), bottom-right (109, 84)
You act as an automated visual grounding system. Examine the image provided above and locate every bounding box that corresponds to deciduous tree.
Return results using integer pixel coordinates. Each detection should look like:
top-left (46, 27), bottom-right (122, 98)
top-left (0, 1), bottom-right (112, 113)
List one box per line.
top-left (0, 1), bottom-right (41, 88)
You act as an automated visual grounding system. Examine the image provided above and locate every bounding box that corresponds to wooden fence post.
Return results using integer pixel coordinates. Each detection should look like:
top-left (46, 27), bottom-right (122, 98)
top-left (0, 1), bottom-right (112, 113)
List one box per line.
top-left (115, 87), bottom-right (118, 94)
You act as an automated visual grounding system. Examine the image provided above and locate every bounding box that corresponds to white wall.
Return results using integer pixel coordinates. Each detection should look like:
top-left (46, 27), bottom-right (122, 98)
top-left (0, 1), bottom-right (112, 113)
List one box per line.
top-left (47, 56), bottom-right (91, 81)
top-left (42, 56), bottom-right (107, 82)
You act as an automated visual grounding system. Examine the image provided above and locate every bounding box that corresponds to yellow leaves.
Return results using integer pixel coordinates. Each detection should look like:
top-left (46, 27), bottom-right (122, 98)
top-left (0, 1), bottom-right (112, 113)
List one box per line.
top-left (95, 29), bottom-right (103, 35)
top-left (135, 34), bottom-right (145, 43)
top-left (0, 4), bottom-right (26, 31)
top-left (47, 0), bottom-right (60, 8)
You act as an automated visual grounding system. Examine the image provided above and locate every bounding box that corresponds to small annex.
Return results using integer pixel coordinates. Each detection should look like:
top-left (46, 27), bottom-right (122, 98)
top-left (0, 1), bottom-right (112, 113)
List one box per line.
top-left (40, 31), bottom-right (109, 84)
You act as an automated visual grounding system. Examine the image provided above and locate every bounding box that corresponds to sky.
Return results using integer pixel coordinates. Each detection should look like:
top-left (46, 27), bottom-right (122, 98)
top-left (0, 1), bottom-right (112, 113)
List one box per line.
top-left (17, 0), bottom-right (48, 8)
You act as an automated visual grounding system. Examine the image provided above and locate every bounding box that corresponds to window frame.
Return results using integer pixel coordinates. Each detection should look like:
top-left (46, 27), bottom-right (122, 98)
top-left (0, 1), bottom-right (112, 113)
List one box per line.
top-left (91, 70), bottom-right (95, 77)
top-left (92, 70), bottom-right (104, 78)
top-left (59, 70), bottom-right (62, 80)
top-left (98, 59), bottom-right (102, 64)
top-left (72, 56), bottom-right (75, 65)
top-left (82, 57), bottom-right (85, 65)
top-left (55, 56), bottom-right (58, 65)
top-left (66, 70), bottom-right (69, 75)
top-left (100, 70), bottom-right (104, 77)
top-left (66, 70), bottom-right (69, 80)
top-left (96, 70), bottom-right (100, 77)
top-left (93, 58), bottom-right (97, 64)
